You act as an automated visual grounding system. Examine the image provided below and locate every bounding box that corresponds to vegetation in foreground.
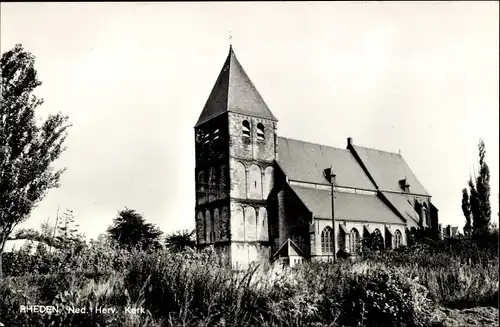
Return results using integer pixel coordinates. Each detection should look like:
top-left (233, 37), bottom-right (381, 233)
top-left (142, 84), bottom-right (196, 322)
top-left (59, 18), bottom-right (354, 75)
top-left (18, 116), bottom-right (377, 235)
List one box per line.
top-left (0, 231), bottom-right (498, 327)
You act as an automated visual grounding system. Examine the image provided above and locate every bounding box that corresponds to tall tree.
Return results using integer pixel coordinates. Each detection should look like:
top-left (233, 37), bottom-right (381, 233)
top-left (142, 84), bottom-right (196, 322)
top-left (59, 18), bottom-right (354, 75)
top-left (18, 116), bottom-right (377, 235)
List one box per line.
top-left (475, 139), bottom-right (491, 233)
top-left (462, 188), bottom-right (472, 236)
top-left (469, 176), bottom-right (480, 233)
top-left (465, 139), bottom-right (492, 236)
top-left (107, 208), bottom-right (163, 251)
top-left (0, 44), bottom-right (70, 278)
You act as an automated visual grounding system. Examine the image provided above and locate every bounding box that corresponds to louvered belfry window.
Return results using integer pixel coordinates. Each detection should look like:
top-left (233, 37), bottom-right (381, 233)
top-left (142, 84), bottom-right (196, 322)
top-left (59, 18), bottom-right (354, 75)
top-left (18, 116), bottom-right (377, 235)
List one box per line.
top-left (242, 120), bottom-right (250, 137)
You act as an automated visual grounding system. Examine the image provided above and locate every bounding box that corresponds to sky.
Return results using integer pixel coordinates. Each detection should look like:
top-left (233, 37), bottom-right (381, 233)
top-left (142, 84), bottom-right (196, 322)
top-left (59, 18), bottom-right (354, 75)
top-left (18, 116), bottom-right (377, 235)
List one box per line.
top-left (1, 2), bottom-right (498, 240)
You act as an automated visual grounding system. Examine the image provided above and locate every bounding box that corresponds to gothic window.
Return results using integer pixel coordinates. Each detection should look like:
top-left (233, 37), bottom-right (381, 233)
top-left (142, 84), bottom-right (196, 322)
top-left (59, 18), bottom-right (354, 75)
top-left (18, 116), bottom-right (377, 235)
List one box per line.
top-left (256, 123), bottom-right (265, 140)
top-left (321, 226), bottom-right (333, 254)
top-left (349, 228), bottom-right (360, 254)
top-left (214, 208), bottom-right (220, 242)
top-left (257, 207), bottom-right (269, 241)
top-left (244, 207), bottom-right (257, 241)
top-left (394, 229), bottom-right (402, 248)
top-left (232, 162), bottom-right (246, 199)
top-left (263, 166), bottom-right (274, 200)
top-left (205, 209), bottom-right (212, 243)
top-left (203, 131), bottom-right (210, 144)
top-left (242, 120), bottom-right (251, 137)
top-left (213, 128), bottom-right (220, 140)
top-left (247, 164), bottom-right (262, 199)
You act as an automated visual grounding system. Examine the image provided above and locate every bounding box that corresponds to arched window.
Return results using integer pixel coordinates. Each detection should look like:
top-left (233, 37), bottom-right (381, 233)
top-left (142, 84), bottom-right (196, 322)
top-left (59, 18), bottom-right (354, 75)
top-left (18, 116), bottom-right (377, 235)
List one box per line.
top-left (213, 128), bottom-right (220, 140)
top-left (349, 228), bottom-right (360, 254)
top-left (321, 226), bottom-right (333, 254)
top-left (221, 206), bottom-right (229, 241)
top-left (214, 208), bottom-right (220, 242)
top-left (232, 162), bottom-right (246, 199)
top-left (205, 209), bottom-right (212, 243)
top-left (257, 207), bottom-right (268, 241)
top-left (256, 123), bottom-right (265, 140)
top-left (218, 165), bottom-right (227, 200)
top-left (263, 166), bottom-right (274, 200)
top-left (197, 171), bottom-right (206, 204)
top-left (242, 120), bottom-right (250, 137)
top-left (244, 206), bottom-right (257, 241)
top-left (231, 205), bottom-right (245, 241)
top-left (247, 164), bottom-right (262, 199)
top-left (208, 167), bottom-right (217, 202)
top-left (394, 229), bottom-right (402, 248)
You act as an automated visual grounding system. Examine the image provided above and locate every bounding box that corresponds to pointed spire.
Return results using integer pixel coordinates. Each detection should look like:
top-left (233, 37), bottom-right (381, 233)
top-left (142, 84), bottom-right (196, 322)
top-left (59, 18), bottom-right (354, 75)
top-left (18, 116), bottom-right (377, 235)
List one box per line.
top-left (195, 47), bottom-right (277, 127)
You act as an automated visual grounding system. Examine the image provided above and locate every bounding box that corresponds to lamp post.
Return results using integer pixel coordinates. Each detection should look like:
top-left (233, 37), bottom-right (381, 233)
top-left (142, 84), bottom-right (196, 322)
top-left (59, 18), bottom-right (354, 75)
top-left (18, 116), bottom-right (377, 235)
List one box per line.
top-left (323, 167), bottom-right (336, 263)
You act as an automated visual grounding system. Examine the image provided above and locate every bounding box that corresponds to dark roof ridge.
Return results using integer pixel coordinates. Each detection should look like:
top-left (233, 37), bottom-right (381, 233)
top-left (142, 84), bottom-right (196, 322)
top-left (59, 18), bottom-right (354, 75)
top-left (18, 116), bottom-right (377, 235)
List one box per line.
top-left (352, 144), bottom-right (403, 157)
top-left (278, 136), bottom-right (350, 152)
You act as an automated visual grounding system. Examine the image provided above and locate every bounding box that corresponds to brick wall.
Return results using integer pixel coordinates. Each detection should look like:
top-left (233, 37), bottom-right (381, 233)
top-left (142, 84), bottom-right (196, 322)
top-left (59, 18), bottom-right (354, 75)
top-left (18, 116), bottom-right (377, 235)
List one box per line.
top-left (224, 112), bottom-right (277, 267)
top-left (228, 113), bottom-right (276, 162)
top-left (194, 108), bottom-right (276, 264)
top-left (194, 114), bottom-right (231, 251)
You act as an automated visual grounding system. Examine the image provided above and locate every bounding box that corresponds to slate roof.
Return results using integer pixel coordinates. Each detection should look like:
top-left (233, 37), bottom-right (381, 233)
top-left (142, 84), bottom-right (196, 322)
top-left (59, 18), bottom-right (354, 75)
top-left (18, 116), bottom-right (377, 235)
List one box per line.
top-left (351, 145), bottom-right (430, 196)
top-left (290, 185), bottom-right (405, 225)
top-left (277, 137), bottom-right (376, 190)
top-left (195, 46), bottom-right (277, 127)
top-left (381, 191), bottom-right (420, 225)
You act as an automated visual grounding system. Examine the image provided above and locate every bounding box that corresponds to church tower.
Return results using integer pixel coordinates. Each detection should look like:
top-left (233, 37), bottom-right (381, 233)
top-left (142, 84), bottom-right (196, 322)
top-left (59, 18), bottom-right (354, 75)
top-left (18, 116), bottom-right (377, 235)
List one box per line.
top-left (194, 46), bottom-right (278, 269)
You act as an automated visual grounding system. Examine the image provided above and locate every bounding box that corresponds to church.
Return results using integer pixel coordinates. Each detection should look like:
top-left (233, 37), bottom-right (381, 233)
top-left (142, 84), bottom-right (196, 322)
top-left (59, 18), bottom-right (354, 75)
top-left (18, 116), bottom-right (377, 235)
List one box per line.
top-left (194, 46), bottom-right (439, 269)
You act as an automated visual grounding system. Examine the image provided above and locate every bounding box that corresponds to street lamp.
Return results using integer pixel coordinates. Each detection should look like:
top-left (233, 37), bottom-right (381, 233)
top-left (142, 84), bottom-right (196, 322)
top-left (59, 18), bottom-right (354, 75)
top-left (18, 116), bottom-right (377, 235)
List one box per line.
top-left (323, 167), bottom-right (336, 263)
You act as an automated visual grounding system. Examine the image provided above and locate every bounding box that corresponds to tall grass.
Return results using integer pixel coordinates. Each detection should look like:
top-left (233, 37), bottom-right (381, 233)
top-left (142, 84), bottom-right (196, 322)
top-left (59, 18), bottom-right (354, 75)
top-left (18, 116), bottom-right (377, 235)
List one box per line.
top-left (0, 236), bottom-right (498, 327)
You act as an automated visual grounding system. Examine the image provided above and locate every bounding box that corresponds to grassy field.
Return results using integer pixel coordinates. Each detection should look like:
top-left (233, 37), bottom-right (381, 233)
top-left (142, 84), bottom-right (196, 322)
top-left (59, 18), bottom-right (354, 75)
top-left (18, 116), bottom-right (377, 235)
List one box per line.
top-left (0, 234), bottom-right (498, 327)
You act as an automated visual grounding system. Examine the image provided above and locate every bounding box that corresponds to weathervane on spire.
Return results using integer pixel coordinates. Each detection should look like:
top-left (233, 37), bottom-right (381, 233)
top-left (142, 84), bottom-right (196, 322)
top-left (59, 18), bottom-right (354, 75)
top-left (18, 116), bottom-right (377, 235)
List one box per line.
top-left (229, 30), bottom-right (232, 46)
